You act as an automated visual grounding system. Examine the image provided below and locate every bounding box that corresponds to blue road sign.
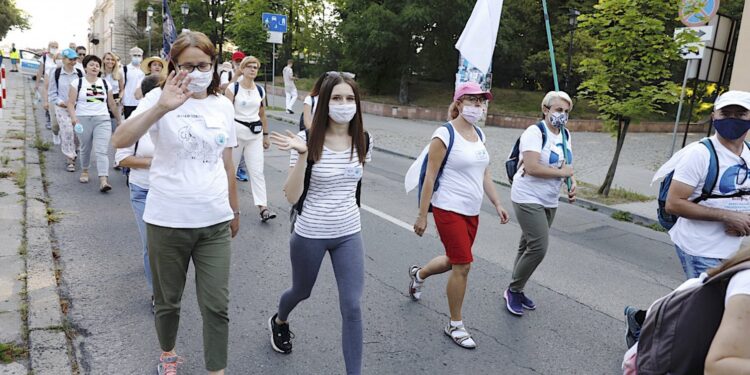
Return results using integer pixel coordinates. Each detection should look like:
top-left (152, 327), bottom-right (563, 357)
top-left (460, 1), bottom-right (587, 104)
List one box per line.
top-left (262, 13), bottom-right (288, 33)
top-left (679, 0), bottom-right (719, 27)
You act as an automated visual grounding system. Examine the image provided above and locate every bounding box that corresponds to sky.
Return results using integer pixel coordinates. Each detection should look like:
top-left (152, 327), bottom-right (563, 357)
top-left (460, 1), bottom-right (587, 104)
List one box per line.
top-left (0, 0), bottom-right (97, 50)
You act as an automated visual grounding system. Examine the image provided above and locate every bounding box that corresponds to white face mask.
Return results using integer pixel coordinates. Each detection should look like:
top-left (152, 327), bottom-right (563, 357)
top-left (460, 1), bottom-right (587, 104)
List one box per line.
top-left (55, 59), bottom-right (63, 68)
top-left (187, 70), bottom-right (213, 93)
top-left (329, 103), bottom-right (357, 124)
top-left (461, 106), bottom-right (484, 124)
top-left (49, 48), bottom-right (58, 55)
top-left (131, 56), bottom-right (142, 65)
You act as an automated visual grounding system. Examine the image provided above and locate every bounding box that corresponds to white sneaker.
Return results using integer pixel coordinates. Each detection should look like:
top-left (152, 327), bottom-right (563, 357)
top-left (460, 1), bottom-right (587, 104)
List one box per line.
top-left (52, 134), bottom-right (60, 145)
top-left (408, 265), bottom-right (423, 301)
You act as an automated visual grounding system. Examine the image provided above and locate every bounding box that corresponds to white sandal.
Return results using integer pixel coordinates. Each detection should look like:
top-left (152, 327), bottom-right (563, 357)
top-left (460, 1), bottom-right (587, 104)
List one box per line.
top-left (444, 324), bottom-right (477, 349)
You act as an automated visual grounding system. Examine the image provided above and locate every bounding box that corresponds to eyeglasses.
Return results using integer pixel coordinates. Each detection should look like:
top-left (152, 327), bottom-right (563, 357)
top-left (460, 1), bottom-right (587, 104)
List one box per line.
top-left (462, 96), bottom-right (487, 105)
top-left (243, 65), bottom-right (259, 70)
top-left (177, 62), bottom-right (213, 73)
top-left (737, 158), bottom-right (749, 186)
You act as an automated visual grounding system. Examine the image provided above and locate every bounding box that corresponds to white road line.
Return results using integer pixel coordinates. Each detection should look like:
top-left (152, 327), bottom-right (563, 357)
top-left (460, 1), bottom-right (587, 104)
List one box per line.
top-left (361, 204), bottom-right (414, 232)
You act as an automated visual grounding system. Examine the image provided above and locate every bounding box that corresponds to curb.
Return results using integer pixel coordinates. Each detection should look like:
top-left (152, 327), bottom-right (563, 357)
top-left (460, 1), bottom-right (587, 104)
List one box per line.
top-left (266, 112), bottom-right (660, 229)
top-left (21, 78), bottom-right (74, 375)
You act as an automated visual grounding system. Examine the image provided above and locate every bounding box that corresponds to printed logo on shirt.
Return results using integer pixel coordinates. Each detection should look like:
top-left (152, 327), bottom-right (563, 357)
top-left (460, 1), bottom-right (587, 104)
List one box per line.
top-left (475, 149), bottom-right (489, 161)
top-left (719, 164), bottom-right (750, 194)
top-left (549, 143), bottom-right (573, 166)
top-left (344, 166), bottom-right (363, 179)
top-left (86, 84), bottom-right (106, 103)
top-left (177, 125), bottom-right (219, 164)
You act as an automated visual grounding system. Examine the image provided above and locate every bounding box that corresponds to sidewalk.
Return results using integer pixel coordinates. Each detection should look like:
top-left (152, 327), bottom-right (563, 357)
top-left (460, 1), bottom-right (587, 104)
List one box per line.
top-left (266, 93), bottom-right (706, 224)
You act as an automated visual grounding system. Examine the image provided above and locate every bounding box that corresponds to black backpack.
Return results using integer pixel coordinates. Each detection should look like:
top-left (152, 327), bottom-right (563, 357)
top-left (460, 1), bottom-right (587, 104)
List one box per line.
top-left (232, 81), bottom-right (264, 101)
top-left (636, 260), bottom-right (750, 374)
top-left (54, 67), bottom-right (83, 94)
top-left (505, 121), bottom-right (570, 184)
top-left (298, 96), bottom-right (315, 131)
top-left (289, 130), bottom-right (370, 233)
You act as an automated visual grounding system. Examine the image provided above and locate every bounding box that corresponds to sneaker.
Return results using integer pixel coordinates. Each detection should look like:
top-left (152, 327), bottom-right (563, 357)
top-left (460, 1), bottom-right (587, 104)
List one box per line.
top-left (503, 289), bottom-right (524, 316)
top-left (52, 134), bottom-right (60, 145)
top-left (520, 292), bottom-right (536, 310)
top-left (408, 265), bottom-right (423, 301)
top-left (268, 313), bottom-right (293, 354)
top-left (236, 167), bottom-right (248, 182)
top-left (156, 353), bottom-right (182, 375)
top-left (45, 123), bottom-right (52, 130)
top-left (286, 109), bottom-right (295, 114)
top-left (624, 306), bottom-right (642, 348)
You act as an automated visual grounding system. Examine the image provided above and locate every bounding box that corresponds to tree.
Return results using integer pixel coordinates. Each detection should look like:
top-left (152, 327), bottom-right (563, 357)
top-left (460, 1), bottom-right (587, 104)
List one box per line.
top-left (0, 0), bottom-right (29, 40)
top-left (577, 0), bottom-right (694, 196)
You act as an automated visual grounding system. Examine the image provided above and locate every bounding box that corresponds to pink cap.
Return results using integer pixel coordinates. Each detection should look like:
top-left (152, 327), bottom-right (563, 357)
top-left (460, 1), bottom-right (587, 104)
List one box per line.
top-left (453, 82), bottom-right (493, 102)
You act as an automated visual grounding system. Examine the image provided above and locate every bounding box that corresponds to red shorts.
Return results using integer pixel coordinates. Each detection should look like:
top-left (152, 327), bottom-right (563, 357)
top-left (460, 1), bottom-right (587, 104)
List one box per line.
top-left (433, 207), bottom-right (478, 264)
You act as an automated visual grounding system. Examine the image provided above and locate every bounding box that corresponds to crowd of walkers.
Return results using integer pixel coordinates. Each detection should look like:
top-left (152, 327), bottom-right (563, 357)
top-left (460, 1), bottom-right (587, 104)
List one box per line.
top-left (33, 30), bottom-right (750, 374)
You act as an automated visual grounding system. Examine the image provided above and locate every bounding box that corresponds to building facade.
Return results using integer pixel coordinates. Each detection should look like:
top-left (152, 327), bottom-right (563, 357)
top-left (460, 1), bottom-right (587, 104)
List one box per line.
top-left (88, 0), bottom-right (143, 61)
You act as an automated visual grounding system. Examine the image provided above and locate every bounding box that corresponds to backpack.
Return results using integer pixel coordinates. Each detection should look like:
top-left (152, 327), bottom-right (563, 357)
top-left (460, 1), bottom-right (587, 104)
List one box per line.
top-left (289, 130), bottom-right (371, 233)
top-left (232, 81), bottom-right (264, 102)
top-left (636, 260), bottom-right (750, 374)
top-left (505, 121), bottom-right (570, 184)
top-left (415, 122), bottom-right (484, 212)
top-left (299, 96), bottom-right (315, 131)
top-left (656, 138), bottom-right (750, 230)
top-left (75, 77), bottom-right (109, 107)
top-left (123, 65), bottom-right (128, 88)
top-left (54, 67), bottom-right (83, 94)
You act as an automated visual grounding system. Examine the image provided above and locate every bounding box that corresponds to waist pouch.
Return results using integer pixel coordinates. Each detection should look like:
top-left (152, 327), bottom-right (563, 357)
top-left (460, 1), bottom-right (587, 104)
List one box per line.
top-left (235, 119), bottom-right (263, 134)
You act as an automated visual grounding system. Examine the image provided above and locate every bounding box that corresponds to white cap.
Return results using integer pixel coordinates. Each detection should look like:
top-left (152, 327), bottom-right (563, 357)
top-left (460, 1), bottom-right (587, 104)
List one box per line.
top-left (715, 90), bottom-right (750, 110)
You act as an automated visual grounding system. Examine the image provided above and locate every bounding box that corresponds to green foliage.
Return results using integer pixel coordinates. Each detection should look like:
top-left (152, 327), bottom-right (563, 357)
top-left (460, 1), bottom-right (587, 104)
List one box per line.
top-left (577, 0), bottom-right (691, 128)
top-left (0, 0), bottom-right (29, 40)
top-left (611, 210), bottom-right (633, 222)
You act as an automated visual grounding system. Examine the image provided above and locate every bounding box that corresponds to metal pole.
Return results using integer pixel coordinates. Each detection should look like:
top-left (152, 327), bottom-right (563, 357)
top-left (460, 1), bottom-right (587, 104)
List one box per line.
top-left (670, 59), bottom-right (692, 157)
top-left (541, 0), bottom-right (560, 91)
top-left (271, 43), bottom-right (276, 108)
top-left (565, 27), bottom-right (575, 91)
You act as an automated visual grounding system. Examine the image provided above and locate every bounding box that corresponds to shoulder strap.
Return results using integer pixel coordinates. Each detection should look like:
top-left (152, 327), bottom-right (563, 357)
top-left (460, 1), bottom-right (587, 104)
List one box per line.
top-left (76, 68), bottom-right (83, 77)
top-left (123, 65), bottom-right (127, 87)
top-left (536, 121), bottom-right (548, 149)
top-left (435, 122), bottom-right (455, 182)
top-left (355, 131), bottom-right (370, 207)
top-left (473, 125), bottom-right (485, 142)
top-left (706, 261), bottom-right (750, 286)
top-left (233, 82), bottom-right (239, 102)
top-left (312, 96), bottom-right (315, 106)
top-left (77, 77), bottom-right (83, 97)
top-left (695, 138), bottom-right (720, 203)
top-left (102, 78), bottom-right (109, 93)
top-left (228, 71), bottom-right (233, 81)
top-left (296, 129), bottom-right (314, 215)
top-left (133, 141), bottom-right (140, 157)
top-left (256, 84), bottom-right (264, 99)
top-left (54, 67), bottom-right (62, 90)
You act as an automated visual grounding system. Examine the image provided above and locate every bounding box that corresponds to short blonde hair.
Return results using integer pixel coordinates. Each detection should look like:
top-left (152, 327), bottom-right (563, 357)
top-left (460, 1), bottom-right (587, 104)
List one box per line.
top-left (541, 91), bottom-right (573, 111)
top-left (239, 56), bottom-right (261, 70)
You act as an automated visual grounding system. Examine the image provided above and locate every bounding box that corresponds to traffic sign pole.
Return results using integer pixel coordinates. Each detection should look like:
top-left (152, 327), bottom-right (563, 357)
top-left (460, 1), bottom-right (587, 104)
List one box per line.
top-left (669, 59), bottom-right (693, 157)
top-left (271, 43), bottom-right (276, 108)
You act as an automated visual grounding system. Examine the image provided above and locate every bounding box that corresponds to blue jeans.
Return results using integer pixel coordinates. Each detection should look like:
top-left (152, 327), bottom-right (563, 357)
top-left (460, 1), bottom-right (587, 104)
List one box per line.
top-left (674, 244), bottom-right (723, 279)
top-left (129, 183), bottom-right (153, 292)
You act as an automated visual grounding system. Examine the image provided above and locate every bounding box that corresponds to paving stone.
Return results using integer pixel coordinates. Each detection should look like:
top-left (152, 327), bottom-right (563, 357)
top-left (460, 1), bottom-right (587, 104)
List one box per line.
top-left (29, 330), bottom-right (71, 375)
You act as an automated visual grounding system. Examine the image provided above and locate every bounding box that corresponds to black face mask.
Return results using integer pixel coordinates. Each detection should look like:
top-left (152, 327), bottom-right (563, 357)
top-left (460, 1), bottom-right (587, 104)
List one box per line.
top-left (713, 118), bottom-right (750, 140)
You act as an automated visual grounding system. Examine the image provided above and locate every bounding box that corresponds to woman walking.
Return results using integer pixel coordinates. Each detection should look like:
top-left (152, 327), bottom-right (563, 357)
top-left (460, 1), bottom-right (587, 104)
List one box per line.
top-left (224, 56), bottom-right (276, 222)
top-left (102, 52), bottom-right (125, 132)
top-left (268, 72), bottom-right (372, 375)
top-left (408, 82), bottom-right (510, 349)
top-left (503, 91), bottom-right (576, 316)
top-left (111, 31), bottom-right (239, 375)
top-left (66, 54), bottom-right (121, 191)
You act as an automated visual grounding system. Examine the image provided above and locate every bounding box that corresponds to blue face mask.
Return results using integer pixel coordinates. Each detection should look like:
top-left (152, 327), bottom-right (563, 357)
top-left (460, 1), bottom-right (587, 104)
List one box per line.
top-left (713, 118), bottom-right (750, 140)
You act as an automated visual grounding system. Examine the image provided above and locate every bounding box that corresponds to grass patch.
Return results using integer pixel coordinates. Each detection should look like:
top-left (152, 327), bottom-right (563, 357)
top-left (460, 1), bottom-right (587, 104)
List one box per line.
top-left (0, 342), bottom-right (28, 363)
top-left (266, 106), bottom-right (286, 112)
top-left (0, 191), bottom-right (7, 198)
top-left (575, 181), bottom-right (654, 205)
top-left (646, 223), bottom-right (668, 232)
top-left (18, 240), bottom-right (26, 256)
top-left (612, 211), bottom-right (633, 222)
top-left (33, 138), bottom-right (51, 152)
top-left (46, 207), bottom-right (62, 224)
top-left (0, 171), bottom-right (15, 179)
top-left (6, 131), bottom-right (25, 140)
top-left (1, 155), bottom-right (10, 166)
top-left (14, 167), bottom-right (26, 190)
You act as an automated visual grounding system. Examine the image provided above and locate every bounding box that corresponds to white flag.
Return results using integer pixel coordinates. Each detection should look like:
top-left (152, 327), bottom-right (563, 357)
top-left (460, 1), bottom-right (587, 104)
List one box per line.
top-left (455, 0), bottom-right (504, 75)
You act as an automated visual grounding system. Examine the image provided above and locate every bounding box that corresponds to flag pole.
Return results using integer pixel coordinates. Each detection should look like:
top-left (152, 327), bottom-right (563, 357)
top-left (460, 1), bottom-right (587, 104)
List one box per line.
top-left (541, 0), bottom-right (572, 191)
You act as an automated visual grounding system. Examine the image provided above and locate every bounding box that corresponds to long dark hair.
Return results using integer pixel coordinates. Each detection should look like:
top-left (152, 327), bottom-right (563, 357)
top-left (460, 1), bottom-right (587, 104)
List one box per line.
top-left (707, 246), bottom-right (750, 277)
top-left (309, 72), bottom-right (328, 97)
top-left (167, 31), bottom-right (220, 96)
top-left (307, 74), bottom-right (366, 164)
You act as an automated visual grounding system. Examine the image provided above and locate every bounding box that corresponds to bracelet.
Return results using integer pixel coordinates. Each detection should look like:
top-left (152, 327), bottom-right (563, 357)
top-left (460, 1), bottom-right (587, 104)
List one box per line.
top-left (263, 132), bottom-right (269, 135)
top-left (233, 211), bottom-right (241, 216)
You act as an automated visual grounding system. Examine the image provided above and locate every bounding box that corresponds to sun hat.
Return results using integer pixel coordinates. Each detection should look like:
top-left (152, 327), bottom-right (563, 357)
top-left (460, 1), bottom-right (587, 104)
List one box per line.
top-left (715, 90), bottom-right (750, 111)
top-left (453, 82), bottom-right (493, 102)
top-left (140, 56), bottom-right (167, 77)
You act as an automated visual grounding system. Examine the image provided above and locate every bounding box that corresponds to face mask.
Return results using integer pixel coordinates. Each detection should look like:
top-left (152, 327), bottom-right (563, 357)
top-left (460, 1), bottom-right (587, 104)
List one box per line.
top-left (49, 48), bottom-right (58, 55)
top-left (187, 70), bottom-right (213, 92)
top-left (329, 103), bottom-right (357, 124)
top-left (131, 56), bottom-right (142, 65)
top-left (713, 118), bottom-right (750, 140)
top-left (55, 59), bottom-right (63, 68)
top-left (549, 111), bottom-right (569, 129)
top-left (461, 106), bottom-right (484, 124)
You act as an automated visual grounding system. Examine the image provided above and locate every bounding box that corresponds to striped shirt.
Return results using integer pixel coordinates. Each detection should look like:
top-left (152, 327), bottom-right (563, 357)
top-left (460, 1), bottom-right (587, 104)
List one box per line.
top-left (290, 131), bottom-right (373, 239)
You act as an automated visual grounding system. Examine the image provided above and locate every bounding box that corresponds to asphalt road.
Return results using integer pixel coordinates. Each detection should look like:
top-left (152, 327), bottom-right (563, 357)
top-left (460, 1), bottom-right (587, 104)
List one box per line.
top-left (38, 108), bottom-right (685, 374)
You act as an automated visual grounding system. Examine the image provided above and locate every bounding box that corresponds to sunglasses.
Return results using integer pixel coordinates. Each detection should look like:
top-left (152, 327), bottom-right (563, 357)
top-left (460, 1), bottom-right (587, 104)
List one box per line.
top-left (737, 157), bottom-right (749, 186)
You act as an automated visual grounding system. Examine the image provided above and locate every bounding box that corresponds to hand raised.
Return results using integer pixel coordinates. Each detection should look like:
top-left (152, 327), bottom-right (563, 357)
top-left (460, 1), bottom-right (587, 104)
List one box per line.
top-left (156, 71), bottom-right (192, 112)
top-left (270, 130), bottom-right (308, 154)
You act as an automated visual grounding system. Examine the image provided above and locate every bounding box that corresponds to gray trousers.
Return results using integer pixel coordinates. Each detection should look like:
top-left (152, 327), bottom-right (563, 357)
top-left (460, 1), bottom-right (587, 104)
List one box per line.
top-left (510, 202), bottom-right (557, 292)
top-left (76, 115), bottom-right (111, 176)
top-left (278, 232), bottom-right (365, 375)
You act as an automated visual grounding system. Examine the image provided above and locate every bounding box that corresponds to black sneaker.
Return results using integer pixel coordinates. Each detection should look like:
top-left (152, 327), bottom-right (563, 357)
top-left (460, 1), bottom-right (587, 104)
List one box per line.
top-left (268, 313), bottom-right (293, 354)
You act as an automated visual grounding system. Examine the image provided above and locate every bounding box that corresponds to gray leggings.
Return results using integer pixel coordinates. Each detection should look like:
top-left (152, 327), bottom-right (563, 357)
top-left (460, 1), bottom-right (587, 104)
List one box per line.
top-left (76, 115), bottom-right (111, 176)
top-left (510, 202), bottom-right (557, 292)
top-left (278, 232), bottom-right (364, 375)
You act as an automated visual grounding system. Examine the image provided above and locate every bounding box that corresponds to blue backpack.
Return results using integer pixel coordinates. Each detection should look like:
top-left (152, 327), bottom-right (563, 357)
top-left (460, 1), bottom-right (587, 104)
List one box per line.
top-left (417, 122), bottom-right (484, 211)
top-left (505, 121), bottom-right (569, 184)
top-left (657, 138), bottom-right (750, 230)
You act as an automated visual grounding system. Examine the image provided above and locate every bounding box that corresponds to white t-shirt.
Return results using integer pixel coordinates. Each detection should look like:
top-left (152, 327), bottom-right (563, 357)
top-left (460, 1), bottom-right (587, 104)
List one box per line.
top-left (103, 72), bottom-right (121, 95)
top-left (122, 64), bottom-right (145, 106)
top-left (41, 54), bottom-right (57, 80)
top-left (303, 95), bottom-right (318, 117)
top-left (511, 122), bottom-right (573, 208)
top-left (133, 89), bottom-right (238, 228)
top-left (726, 269), bottom-right (750, 305)
top-left (114, 131), bottom-right (155, 189)
top-left (430, 123), bottom-right (489, 216)
top-left (670, 136), bottom-right (750, 259)
top-left (71, 77), bottom-right (109, 117)
top-left (290, 131), bottom-right (373, 239)
top-left (220, 70), bottom-right (233, 85)
top-left (75, 62), bottom-right (84, 72)
top-left (232, 82), bottom-right (262, 122)
top-left (283, 66), bottom-right (296, 91)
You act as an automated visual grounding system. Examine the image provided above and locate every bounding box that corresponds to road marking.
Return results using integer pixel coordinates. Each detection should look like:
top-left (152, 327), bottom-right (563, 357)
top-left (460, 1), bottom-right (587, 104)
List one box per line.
top-left (362, 204), bottom-right (414, 232)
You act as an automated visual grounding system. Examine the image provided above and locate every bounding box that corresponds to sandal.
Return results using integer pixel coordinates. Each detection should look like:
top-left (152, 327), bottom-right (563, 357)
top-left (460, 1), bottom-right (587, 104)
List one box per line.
top-left (260, 208), bottom-right (277, 223)
top-left (444, 324), bottom-right (477, 349)
top-left (66, 163), bottom-right (75, 172)
top-left (79, 171), bottom-right (89, 183)
top-left (99, 178), bottom-right (112, 192)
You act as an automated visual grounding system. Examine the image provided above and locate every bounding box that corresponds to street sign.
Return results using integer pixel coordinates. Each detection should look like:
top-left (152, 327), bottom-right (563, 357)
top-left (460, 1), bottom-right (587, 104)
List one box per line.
top-left (675, 26), bottom-right (714, 60)
top-left (679, 0), bottom-right (719, 27)
top-left (267, 31), bottom-right (283, 44)
top-left (262, 13), bottom-right (288, 33)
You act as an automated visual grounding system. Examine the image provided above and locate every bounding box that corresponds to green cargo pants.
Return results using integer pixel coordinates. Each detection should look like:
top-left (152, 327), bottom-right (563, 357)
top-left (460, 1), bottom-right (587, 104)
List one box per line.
top-left (510, 202), bottom-right (556, 292)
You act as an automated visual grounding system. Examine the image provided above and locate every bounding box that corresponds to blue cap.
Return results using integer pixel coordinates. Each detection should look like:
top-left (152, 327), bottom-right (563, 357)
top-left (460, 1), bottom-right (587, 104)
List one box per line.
top-left (61, 48), bottom-right (78, 59)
